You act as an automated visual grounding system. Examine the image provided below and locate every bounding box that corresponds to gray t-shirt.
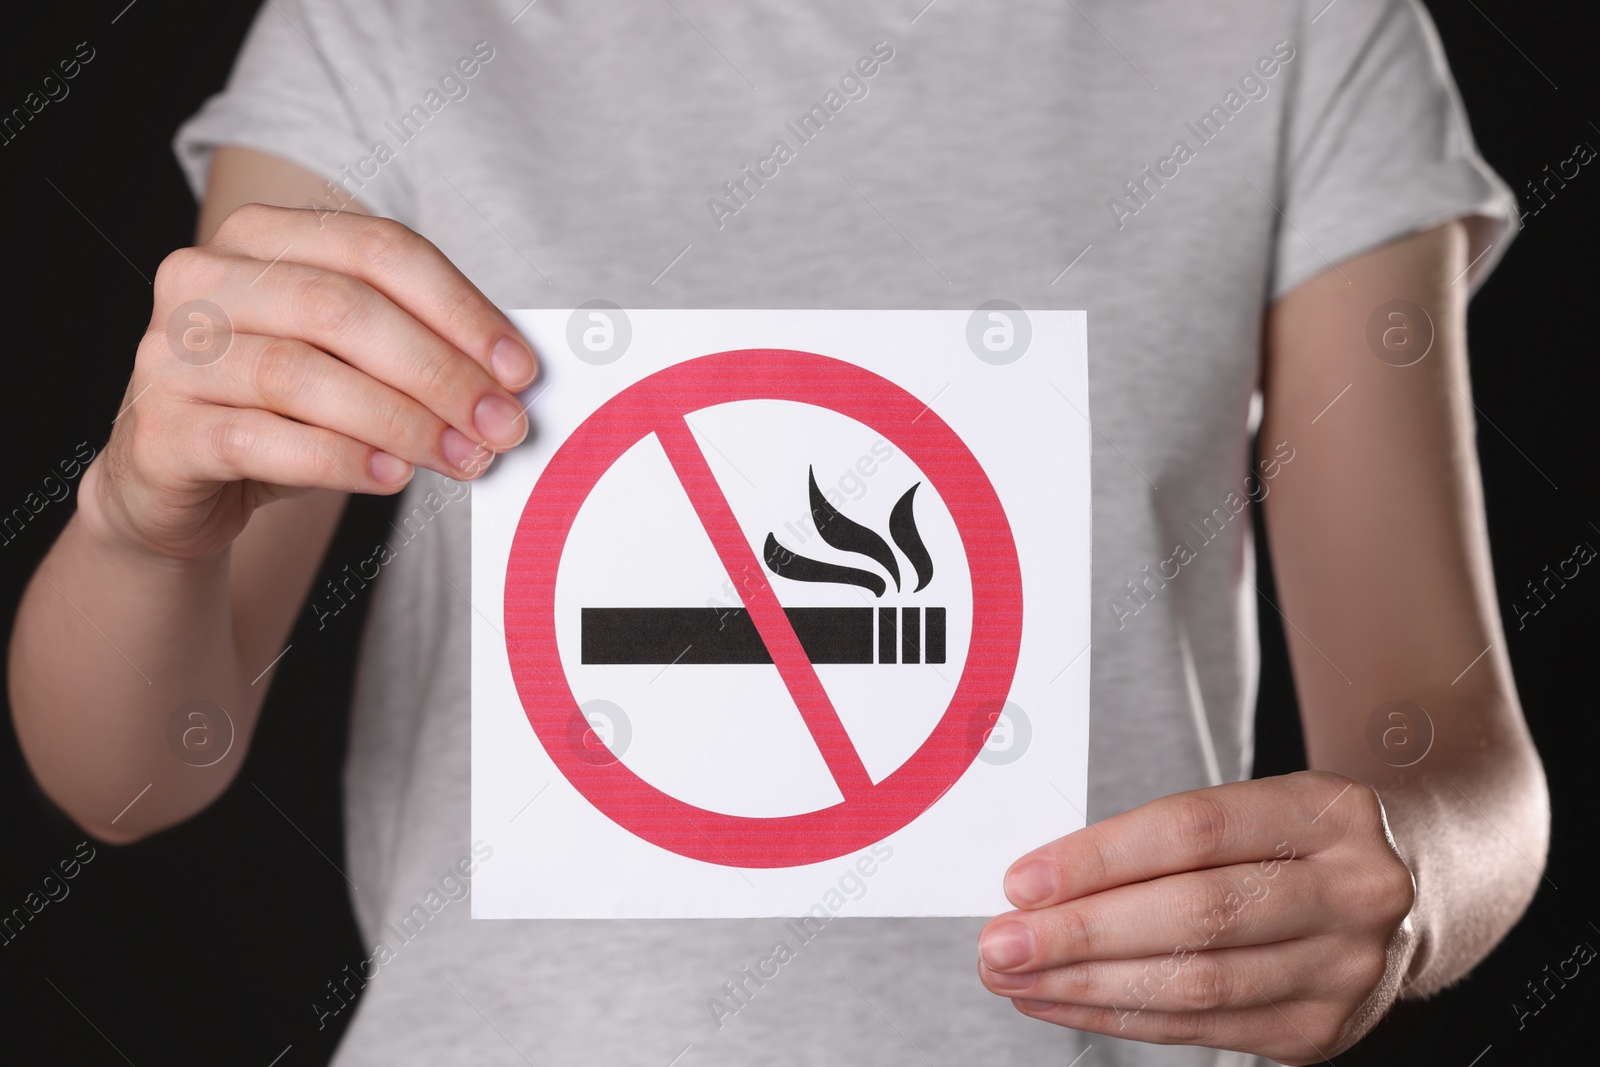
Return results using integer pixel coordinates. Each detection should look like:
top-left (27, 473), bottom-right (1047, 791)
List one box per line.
top-left (176, 1), bottom-right (1514, 1063)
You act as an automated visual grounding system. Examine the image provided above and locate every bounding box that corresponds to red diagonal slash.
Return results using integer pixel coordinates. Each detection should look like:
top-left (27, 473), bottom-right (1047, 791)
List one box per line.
top-left (652, 413), bottom-right (874, 801)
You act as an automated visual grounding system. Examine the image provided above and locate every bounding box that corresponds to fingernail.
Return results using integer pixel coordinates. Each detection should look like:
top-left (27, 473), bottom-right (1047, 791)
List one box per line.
top-left (490, 335), bottom-right (536, 389)
top-left (1014, 999), bottom-right (1055, 1013)
top-left (1005, 862), bottom-right (1057, 907)
top-left (442, 427), bottom-right (486, 475)
top-left (979, 921), bottom-right (1034, 971)
top-left (368, 451), bottom-right (413, 486)
top-left (984, 967), bottom-right (1034, 993)
top-left (474, 394), bottom-right (527, 448)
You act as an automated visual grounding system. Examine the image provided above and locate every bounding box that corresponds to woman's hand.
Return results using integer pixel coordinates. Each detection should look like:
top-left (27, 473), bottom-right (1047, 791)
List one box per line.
top-left (977, 771), bottom-right (1418, 1064)
top-left (82, 203), bottom-right (538, 561)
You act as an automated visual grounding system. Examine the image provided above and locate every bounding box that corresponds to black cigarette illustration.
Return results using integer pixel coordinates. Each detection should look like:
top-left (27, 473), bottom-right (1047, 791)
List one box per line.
top-left (582, 606), bottom-right (946, 664)
top-left (581, 470), bottom-right (946, 666)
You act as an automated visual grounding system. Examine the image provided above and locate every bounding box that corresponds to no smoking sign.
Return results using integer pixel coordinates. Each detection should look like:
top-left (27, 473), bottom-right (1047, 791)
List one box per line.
top-left (472, 310), bottom-right (1090, 917)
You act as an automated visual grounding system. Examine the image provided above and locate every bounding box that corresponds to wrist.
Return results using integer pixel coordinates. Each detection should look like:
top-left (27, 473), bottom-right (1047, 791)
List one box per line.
top-left (75, 454), bottom-right (224, 570)
top-left (1382, 804), bottom-right (1432, 998)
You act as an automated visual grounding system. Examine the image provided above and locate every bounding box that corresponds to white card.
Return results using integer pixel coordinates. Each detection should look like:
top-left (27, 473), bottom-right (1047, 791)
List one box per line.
top-left (471, 309), bottom-right (1090, 917)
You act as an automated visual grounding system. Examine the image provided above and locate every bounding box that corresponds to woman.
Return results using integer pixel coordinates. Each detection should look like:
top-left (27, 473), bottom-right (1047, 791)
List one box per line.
top-left (8, 1), bottom-right (1548, 1064)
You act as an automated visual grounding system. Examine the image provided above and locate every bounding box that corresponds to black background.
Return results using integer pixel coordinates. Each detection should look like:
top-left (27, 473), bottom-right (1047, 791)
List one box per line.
top-left (1, 2), bottom-right (1595, 1063)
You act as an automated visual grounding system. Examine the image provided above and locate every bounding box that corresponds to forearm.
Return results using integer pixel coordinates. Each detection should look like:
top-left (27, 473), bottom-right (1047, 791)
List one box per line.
top-left (1259, 221), bottom-right (1550, 998)
top-left (1309, 685), bottom-right (1549, 998)
top-left (8, 476), bottom-right (259, 842)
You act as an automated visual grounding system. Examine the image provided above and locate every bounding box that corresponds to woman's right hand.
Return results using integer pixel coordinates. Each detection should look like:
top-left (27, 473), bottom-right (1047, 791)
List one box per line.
top-left (81, 204), bottom-right (538, 561)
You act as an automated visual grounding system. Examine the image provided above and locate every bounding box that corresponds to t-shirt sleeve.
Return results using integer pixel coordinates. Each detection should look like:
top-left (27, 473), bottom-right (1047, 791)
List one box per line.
top-left (1271, 0), bottom-right (1516, 299)
top-left (173, 0), bottom-right (416, 223)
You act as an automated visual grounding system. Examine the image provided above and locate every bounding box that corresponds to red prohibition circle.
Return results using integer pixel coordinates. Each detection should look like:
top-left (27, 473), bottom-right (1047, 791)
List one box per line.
top-left (504, 350), bottom-right (1023, 868)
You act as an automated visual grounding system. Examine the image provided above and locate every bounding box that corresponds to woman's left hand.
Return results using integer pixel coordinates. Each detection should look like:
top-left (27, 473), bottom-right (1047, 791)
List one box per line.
top-left (977, 771), bottom-right (1418, 1064)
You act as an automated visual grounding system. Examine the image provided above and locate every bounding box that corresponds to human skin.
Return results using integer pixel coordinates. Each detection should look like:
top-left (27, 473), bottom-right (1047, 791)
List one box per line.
top-left (9, 146), bottom-right (535, 840)
top-left (976, 222), bottom-right (1549, 1063)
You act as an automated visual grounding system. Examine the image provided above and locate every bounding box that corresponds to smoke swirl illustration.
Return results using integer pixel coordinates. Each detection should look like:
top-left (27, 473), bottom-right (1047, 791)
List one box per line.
top-left (764, 470), bottom-right (934, 597)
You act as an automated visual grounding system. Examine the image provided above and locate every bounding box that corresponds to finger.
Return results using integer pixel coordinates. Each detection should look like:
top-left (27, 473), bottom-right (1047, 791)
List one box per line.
top-left (175, 332), bottom-right (472, 479)
top-left (196, 257), bottom-right (527, 463)
top-left (980, 860), bottom-right (1318, 971)
top-left (979, 938), bottom-right (1349, 1012)
top-left (207, 205), bottom-right (537, 390)
top-left (1002, 773), bottom-right (1353, 909)
top-left (1011, 998), bottom-right (1347, 1065)
top-left (167, 403), bottom-right (415, 495)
